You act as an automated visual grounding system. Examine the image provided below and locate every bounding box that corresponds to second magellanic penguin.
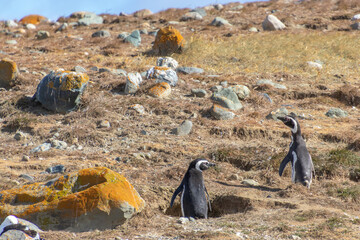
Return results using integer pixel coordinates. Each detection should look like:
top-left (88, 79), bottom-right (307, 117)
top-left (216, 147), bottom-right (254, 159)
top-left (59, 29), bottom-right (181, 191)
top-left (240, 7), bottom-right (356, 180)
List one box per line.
top-left (170, 159), bottom-right (215, 219)
top-left (278, 114), bottom-right (315, 189)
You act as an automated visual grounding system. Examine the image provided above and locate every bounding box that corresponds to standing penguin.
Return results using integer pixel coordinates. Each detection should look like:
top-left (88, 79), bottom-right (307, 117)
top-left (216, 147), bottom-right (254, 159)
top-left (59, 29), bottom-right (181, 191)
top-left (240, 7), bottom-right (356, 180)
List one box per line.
top-left (278, 114), bottom-right (315, 189)
top-left (170, 158), bottom-right (215, 219)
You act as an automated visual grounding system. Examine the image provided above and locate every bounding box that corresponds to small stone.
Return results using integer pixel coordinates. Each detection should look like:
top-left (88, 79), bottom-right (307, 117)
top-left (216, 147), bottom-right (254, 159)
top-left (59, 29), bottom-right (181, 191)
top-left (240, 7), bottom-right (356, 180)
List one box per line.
top-left (36, 30), bottom-right (50, 40)
top-left (307, 61), bottom-right (323, 70)
top-left (129, 104), bottom-right (145, 114)
top-left (257, 79), bottom-right (286, 89)
top-left (191, 89), bottom-right (207, 97)
top-left (325, 108), bottom-right (348, 118)
top-left (46, 165), bottom-right (66, 174)
top-left (92, 30), bottom-right (111, 38)
top-left (51, 140), bottom-right (68, 149)
top-left (74, 65), bottom-right (87, 73)
top-left (248, 27), bottom-right (258, 32)
top-left (262, 15), bottom-right (286, 31)
top-left (229, 174), bottom-right (240, 181)
top-left (242, 179), bottom-right (259, 186)
top-left (177, 217), bottom-right (189, 224)
top-left (30, 143), bottom-right (51, 153)
top-left (55, 23), bottom-right (68, 32)
top-left (210, 104), bottom-right (235, 120)
top-left (125, 72), bottom-right (142, 94)
top-left (124, 30), bottom-right (141, 47)
top-left (172, 120), bottom-right (192, 136)
top-left (25, 23), bottom-right (36, 29)
top-left (148, 82), bottom-right (171, 98)
top-left (22, 155), bottom-right (30, 162)
top-left (266, 107), bottom-right (289, 120)
top-left (140, 130), bottom-right (148, 135)
top-left (98, 120), bottom-right (111, 128)
top-left (351, 14), bottom-right (360, 21)
top-left (14, 131), bottom-right (26, 141)
top-left (176, 67), bottom-right (204, 75)
top-left (19, 174), bottom-right (35, 182)
top-left (210, 17), bottom-right (231, 26)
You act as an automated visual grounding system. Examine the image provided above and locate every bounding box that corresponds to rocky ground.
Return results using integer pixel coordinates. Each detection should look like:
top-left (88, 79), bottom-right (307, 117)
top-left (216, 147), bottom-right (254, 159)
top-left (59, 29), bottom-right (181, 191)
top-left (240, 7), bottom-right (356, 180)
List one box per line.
top-left (0, 0), bottom-right (360, 239)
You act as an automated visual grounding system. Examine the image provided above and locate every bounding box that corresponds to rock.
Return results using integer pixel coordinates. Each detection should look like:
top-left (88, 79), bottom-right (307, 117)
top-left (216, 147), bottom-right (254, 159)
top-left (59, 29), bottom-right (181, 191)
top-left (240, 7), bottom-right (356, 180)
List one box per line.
top-left (133, 9), bottom-right (153, 17)
top-left (98, 120), bottom-right (111, 128)
top-left (70, 11), bottom-right (92, 19)
top-left (190, 8), bottom-right (207, 17)
top-left (242, 179), bottom-right (259, 187)
top-left (229, 174), bottom-right (240, 181)
top-left (124, 30), bottom-right (141, 47)
top-left (51, 140), bottom-right (68, 149)
top-left (229, 85), bottom-right (250, 100)
top-left (129, 104), bottom-right (145, 114)
top-left (191, 89), bottom-right (207, 97)
top-left (0, 215), bottom-right (42, 240)
top-left (204, 5), bottom-right (215, 11)
top-left (152, 26), bottom-right (185, 55)
top-left (148, 82), bottom-right (171, 98)
top-left (172, 120), bottom-right (192, 136)
top-left (117, 32), bottom-right (129, 39)
top-left (78, 12), bottom-right (103, 26)
top-left (350, 22), bottom-right (360, 30)
top-left (19, 15), bottom-right (47, 25)
top-left (220, 81), bottom-right (228, 87)
top-left (124, 72), bottom-right (142, 94)
top-left (210, 17), bottom-right (231, 26)
top-left (91, 30), bottom-right (111, 38)
top-left (0, 167), bottom-right (145, 231)
top-left (211, 88), bottom-right (243, 110)
top-left (176, 67), bottom-right (204, 75)
top-left (5, 40), bottom-right (17, 45)
top-left (291, 235), bottom-right (302, 240)
top-left (210, 85), bottom-right (223, 92)
top-left (146, 66), bottom-right (178, 86)
top-left (156, 57), bottom-right (178, 70)
top-left (231, 4), bottom-right (244, 10)
top-left (46, 165), bottom-right (65, 174)
top-left (25, 23), bottom-right (36, 30)
top-left (325, 108), bottom-right (348, 118)
top-left (22, 155), bottom-right (30, 162)
top-left (351, 14), bottom-right (360, 21)
top-left (307, 61), bottom-right (322, 69)
top-left (5, 20), bottom-right (18, 28)
top-left (139, 29), bottom-right (148, 35)
top-left (112, 69), bottom-right (127, 76)
top-left (33, 69), bottom-right (89, 113)
top-left (181, 12), bottom-right (203, 21)
top-left (210, 104), bottom-right (235, 120)
top-left (30, 143), bottom-right (51, 153)
top-left (177, 217), bottom-right (189, 224)
top-left (266, 107), bottom-right (288, 120)
top-left (214, 4), bottom-right (224, 10)
top-left (74, 66), bottom-right (87, 73)
top-left (14, 131), bottom-right (26, 141)
top-left (257, 79), bottom-right (287, 89)
top-left (36, 30), bottom-right (50, 40)
top-left (19, 174), bottom-right (35, 182)
top-left (262, 15), bottom-right (286, 31)
top-left (55, 23), bottom-right (68, 32)
top-left (0, 59), bottom-right (18, 88)
top-left (248, 27), bottom-right (258, 32)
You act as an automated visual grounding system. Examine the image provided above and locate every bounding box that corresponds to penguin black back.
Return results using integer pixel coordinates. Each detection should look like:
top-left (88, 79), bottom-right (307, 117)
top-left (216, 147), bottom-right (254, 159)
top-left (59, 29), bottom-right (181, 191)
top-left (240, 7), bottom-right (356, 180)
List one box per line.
top-left (278, 114), bottom-right (315, 189)
top-left (170, 158), bottom-right (215, 219)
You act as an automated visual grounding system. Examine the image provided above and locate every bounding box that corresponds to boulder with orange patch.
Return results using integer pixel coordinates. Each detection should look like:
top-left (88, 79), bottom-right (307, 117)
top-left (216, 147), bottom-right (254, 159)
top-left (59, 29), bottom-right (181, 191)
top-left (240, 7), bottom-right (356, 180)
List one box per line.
top-left (0, 167), bottom-right (145, 231)
top-left (0, 58), bottom-right (19, 88)
top-left (19, 15), bottom-right (47, 25)
top-left (152, 26), bottom-right (185, 55)
top-left (148, 82), bottom-right (171, 98)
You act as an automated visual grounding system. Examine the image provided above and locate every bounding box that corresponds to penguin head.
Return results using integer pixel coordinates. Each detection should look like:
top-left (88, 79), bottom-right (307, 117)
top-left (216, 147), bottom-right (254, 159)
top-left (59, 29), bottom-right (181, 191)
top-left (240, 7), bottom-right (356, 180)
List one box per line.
top-left (189, 159), bottom-right (215, 172)
top-left (278, 114), bottom-right (300, 134)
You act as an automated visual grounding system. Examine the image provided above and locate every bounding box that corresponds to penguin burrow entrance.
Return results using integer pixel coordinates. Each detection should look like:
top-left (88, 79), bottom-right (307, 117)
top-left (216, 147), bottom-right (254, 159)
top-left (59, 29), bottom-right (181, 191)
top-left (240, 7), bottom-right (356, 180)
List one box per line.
top-left (165, 195), bottom-right (252, 218)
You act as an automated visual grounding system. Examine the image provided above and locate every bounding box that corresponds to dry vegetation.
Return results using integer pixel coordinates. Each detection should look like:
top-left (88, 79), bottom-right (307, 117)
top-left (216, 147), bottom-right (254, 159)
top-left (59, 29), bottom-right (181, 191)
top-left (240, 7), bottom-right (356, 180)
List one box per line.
top-left (0, 0), bottom-right (360, 239)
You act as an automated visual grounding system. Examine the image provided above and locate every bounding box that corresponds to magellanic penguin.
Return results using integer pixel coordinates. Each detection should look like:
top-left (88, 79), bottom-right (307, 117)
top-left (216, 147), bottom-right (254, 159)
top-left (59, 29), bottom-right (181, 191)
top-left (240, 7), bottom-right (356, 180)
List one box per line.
top-left (278, 114), bottom-right (315, 189)
top-left (170, 159), bottom-right (215, 219)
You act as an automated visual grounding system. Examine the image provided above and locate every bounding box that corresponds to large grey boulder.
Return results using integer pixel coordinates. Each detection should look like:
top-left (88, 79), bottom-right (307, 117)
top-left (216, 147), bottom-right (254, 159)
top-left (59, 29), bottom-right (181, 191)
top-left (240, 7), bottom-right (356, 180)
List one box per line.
top-left (262, 15), bottom-right (286, 31)
top-left (211, 88), bottom-right (243, 110)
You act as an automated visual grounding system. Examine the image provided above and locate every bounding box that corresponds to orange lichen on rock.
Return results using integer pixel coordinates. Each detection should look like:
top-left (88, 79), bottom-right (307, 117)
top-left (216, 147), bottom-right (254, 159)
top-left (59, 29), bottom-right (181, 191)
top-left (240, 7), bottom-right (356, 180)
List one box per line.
top-left (0, 167), bottom-right (145, 230)
top-left (19, 14), bottom-right (47, 25)
top-left (152, 26), bottom-right (185, 55)
top-left (0, 58), bottom-right (19, 88)
top-left (148, 82), bottom-right (171, 98)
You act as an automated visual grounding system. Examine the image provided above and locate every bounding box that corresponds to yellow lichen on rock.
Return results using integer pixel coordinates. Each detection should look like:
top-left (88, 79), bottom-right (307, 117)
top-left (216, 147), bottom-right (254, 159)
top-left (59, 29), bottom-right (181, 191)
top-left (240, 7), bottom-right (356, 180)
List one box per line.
top-left (0, 167), bottom-right (145, 230)
top-left (19, 14), bottom-right (47, 25)
top-left (152, 26), bottom-right (185, 55)
top-left (148, 82), bottom-right (171, 98)
top-left (0, 58), bottom-right (19, 88)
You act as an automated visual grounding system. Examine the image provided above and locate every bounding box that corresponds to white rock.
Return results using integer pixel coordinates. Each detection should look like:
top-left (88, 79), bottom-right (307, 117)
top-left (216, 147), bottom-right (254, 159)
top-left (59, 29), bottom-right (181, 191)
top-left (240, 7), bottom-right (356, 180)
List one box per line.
top-left (25, 23), bottom-right (36, 30)
top-left (156, 57), bottom-right (179, 70)
top-left (5, 20), bottom-right (18, 28)
top-left (307, 61), bottom-right (323, 70)
top-left (351, 14), bottom-right (360, 21)
top-left (262, 15), bottom-right (286, 31)
top-left (125, 72), bottom-right (142, 94)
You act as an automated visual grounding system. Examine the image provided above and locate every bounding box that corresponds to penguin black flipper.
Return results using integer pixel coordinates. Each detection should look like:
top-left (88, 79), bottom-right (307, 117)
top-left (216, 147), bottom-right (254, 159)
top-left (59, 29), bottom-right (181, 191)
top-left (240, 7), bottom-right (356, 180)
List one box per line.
top-left (170, 184), bottom-right (183, 207)
top-left (279, 152), bottom-right (292, 176)
top-left (205, 187), bottom-right (211, 212)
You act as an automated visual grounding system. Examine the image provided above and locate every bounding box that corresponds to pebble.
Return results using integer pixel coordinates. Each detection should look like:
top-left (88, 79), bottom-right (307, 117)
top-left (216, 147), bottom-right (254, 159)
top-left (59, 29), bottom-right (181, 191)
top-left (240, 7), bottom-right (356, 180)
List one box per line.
top-left (98, 120), bottom-right (111, 128)
top-left (51, 139), bottom-right (68, 149)
top-left (30, 143), bottom-right (51, 153)
top-left (242, 179), bottom-right (259, 187)
top-left (36, 30), bottom-right (50, 40)
top-left (74, 66), bottom-right (87, 73)
top-left (210, 85), bottom-right (223, 92)
top-left (46, 165), bottom-right (65, 174)
top-left (266, 107), bottom-right (288, 120)
top-left (92, 30), bottom-right (111, 38)
top-left (19, 174), bottom-right (34, 182)
top-left (172, 120), bottom-right (193, 136)
top-left (129, 104), bottom-right (145, 114)
top-left (21, 155), bottom-right (30, 162)
top-left (191, 88), bottom-right (207, 97)
top-left (26, 23), bottom-right (36, 29)
top-left (177, 217), bottom-right (189, 224)
top-left (14, 131), bottom-right (26, 141)
top-left (257, 79), bottom-right (286, 89)
top-left (307, 61), bottom-right (323, 70)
